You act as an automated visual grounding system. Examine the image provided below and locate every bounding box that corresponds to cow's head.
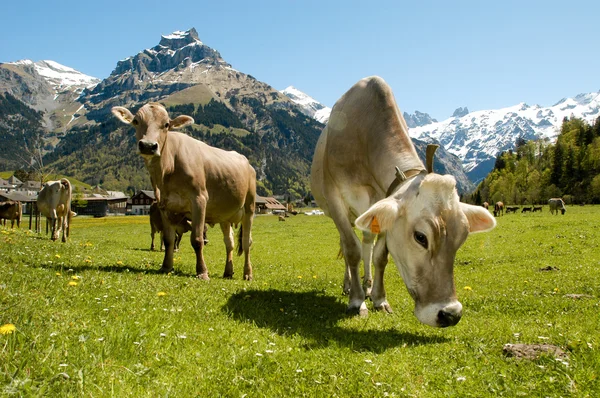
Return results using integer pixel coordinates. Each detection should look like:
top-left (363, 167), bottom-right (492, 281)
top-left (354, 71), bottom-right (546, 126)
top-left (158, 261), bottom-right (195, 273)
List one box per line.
top-left (112, 103), bottom-right (194, 158)
top-left (355, 174), bottom-right (496, 327)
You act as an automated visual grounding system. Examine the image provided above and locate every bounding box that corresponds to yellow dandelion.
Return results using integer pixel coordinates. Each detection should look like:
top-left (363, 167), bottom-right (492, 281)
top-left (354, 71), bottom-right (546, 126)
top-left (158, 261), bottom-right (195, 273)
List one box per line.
top-left (85, 259), bottom-right (92, 264)
top-left (1, 231), bottom-right (9, 235)
top-left (68, 281), bottom-right (78, 286)
top-left (157, 292), bottom-right (167, 297)
top-left (0, 323), bottom-right (16, 335)
top-left (313, 275), bottom-right (317, 279)
top-left (85, 242), bottom-right (93, 247)
top-left (55, 254), bottom-right (61, 259)
top-left (71, 275), bottom-right (80, 280)
top-left (116, 260), bottom-right (124, 266)
top-left (297, 276), bottom-right (302, 279)
top-left (463, 286), bottom-right (472, 291)
top-left (56, 272), bottom-right (61, 276)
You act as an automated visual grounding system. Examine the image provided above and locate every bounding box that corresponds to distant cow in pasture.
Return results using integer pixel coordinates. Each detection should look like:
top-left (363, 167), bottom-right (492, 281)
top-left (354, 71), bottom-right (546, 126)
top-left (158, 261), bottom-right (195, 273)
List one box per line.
top-left (482, 201), bottom-right (489, 210)
top-left (532, 206), bottom-right (542, 212)
top-left (113, 103), bottom-right (256, 280)
top-left (505, 206), bottom-right (519, 214)
top-left (548, 198), bottom-right (566, 215)
top-left (37, 178), bottom-right (73, 242)
top-left (310, 76), bottom-right (496, 327)
top-left (0, 201), bottom-right (22, 228)
top-left (494, 201), bottom-right (504, 217)
top-left (521, 207), bottom-right (532, 213)
top-left (278, 214), bottom-right (286, 222)
top-left (149, 201), bottom-right (207, 252)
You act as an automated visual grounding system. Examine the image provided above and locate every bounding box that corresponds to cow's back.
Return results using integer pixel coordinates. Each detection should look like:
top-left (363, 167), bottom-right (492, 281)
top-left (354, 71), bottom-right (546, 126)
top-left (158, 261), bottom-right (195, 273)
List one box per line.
top-left (311, 76), bottom-right (422, 216)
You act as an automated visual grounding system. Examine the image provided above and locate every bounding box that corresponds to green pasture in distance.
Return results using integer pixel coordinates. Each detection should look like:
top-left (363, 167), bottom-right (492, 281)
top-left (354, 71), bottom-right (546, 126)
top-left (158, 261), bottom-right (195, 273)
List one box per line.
top-left (1, 206), bottom-right (598, 396)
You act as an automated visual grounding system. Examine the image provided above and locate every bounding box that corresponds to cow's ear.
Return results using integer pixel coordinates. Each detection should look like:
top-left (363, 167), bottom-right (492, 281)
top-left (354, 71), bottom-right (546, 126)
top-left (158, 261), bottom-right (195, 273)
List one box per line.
top-left (111, 107), bottom-right (135, 124)
top-left (170, 115), bottom-right (194, 129)
top-left (355, 198), bottom-right (401, 234)
top-left (459, 202), bottom-right (496, 233)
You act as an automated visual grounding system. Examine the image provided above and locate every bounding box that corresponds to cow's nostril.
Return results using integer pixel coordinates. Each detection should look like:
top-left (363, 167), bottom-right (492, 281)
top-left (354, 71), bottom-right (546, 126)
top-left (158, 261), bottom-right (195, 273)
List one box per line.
top-left (437, 309), bottom-right (461, 328)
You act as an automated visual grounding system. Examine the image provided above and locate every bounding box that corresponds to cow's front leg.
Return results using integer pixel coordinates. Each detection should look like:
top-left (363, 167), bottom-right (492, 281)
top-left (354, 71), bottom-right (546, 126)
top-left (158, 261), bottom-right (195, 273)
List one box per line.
top-left (191, 196), bottom-right (209, 280)
top-left (160, 220), bottom-right (176, 274)
top-left (336, 222), bottom-right (366, 316)
top-left (361, 231), bottom-right (375, 297)
top-left (371, 234), bottom-right (392, 313)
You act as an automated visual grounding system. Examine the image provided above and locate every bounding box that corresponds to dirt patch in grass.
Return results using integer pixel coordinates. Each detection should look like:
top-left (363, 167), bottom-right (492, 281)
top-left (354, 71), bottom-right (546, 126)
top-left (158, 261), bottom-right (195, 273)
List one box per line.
top-left (503, 343), bottom-right (568, 361)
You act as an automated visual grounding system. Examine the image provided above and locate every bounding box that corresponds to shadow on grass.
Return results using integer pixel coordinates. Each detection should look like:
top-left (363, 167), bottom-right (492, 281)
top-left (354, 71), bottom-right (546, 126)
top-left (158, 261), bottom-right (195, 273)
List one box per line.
top-left (31, 261), bottom-right (178, 276)
top-left (223, 289), bottom-right (448, 353)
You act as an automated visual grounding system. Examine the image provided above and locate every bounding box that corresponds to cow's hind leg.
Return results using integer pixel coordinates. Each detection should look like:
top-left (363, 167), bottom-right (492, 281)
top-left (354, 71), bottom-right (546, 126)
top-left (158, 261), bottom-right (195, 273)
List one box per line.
top-left (371, 234), bottom-right (392, 313)
top-left (240, 208), bottom-right (253, 281)
top-left (220, 222), bottom-right (235, 278)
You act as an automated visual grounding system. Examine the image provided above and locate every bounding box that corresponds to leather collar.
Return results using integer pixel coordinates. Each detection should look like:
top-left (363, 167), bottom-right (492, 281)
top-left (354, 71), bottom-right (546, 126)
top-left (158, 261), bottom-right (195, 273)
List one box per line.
top-left (385, 167), bottom-right (426, 197)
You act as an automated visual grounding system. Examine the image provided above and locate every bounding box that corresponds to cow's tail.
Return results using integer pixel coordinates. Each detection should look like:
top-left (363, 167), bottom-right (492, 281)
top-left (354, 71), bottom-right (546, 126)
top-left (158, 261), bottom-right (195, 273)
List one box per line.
top-left (237, 225), bottom-right (243, 256)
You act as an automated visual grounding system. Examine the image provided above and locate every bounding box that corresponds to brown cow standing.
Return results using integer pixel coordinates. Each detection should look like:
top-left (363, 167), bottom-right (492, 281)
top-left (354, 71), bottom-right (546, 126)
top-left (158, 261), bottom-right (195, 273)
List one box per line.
top-left (0, 201), bottom-right (22, 228)
top-left (113, 103), bottom-right (256, 280)
top-left (37, 179), bottom-right (73, 242)
top-left (494, 201), bottom-right (504, 217)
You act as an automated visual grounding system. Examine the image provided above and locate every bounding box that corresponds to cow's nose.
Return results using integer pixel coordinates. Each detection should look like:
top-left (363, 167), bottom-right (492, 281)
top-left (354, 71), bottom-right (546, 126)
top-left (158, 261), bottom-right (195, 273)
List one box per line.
top-left (139, 140), bottom-right (158, 155)
top-left (437, 308), bottom-right (462, 328)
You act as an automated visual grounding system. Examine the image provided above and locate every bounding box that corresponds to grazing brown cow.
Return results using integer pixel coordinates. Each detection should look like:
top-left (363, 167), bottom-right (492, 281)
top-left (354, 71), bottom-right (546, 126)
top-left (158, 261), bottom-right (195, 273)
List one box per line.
top-left (521, 207), bottom-right (532, 213)
top-left (0, 200), bottom-right (22, 228)
top-left (494, 201), bottom-right (504, 217)
top-left (482, 201), bottom-right (489, 210)
top-left (310, 76), bottom-right (496, 327)
top-left (548, 198), bottom-right (566, 215)
top-left (113, 103), bottom-right (256, 280)
top-left (37, 179), bottom-right (73, 242)
top-left (532, 206), bottom-right (542, 212)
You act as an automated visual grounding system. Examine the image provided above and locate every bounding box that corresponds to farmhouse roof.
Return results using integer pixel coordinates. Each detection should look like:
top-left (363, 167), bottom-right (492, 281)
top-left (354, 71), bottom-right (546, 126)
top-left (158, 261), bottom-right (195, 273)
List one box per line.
top-left (7, 175), bottom-right (22, 185)
top-left (256, 195), bottom-right (286, 210)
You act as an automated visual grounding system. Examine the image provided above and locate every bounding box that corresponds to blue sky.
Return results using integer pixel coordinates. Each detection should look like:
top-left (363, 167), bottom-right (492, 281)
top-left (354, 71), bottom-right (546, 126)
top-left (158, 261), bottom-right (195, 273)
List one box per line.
top-left (1, 0), bottom-right (598, 120)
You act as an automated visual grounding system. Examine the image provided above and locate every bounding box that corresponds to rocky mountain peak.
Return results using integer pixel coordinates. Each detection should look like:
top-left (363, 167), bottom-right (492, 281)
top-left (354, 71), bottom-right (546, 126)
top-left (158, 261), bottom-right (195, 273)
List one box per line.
top-left (158, 28), bottom-right (201, 50)
top-left (403, 110), bottom-right (437, 128)
top-left (452, 107), bottom-right (469, 118)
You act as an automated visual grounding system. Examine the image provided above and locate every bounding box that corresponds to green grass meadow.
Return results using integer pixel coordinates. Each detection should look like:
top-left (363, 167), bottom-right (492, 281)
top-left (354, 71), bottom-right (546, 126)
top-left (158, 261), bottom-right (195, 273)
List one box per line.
top-left (1, 206), bottom-right (599, 396)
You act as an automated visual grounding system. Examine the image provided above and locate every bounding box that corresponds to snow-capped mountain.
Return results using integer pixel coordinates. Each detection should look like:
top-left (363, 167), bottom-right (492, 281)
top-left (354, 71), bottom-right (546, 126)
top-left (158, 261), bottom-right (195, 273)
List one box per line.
top-left (411, 92), bottom-right (600, 182)
top-left (5, 59), bottom-right (99, 94)
top-left (280, 86), bottom-right (331, 124)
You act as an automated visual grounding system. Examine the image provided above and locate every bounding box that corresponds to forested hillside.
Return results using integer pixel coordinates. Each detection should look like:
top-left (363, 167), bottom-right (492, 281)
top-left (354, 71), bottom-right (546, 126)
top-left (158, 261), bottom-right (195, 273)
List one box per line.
top-left (470, 116), bottom-right (600, 205)
top-left (0, 93), bottom-right (45, 171)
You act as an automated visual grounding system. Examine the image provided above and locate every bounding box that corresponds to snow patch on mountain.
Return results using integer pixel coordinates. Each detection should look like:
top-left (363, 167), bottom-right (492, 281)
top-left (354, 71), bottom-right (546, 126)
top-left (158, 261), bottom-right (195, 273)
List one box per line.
top-left (281, 86), bottom-right (331, 124)
top-left (411, 91), bottom-right (600, 182)
top-left (33, 60), bottom-right (99, 92)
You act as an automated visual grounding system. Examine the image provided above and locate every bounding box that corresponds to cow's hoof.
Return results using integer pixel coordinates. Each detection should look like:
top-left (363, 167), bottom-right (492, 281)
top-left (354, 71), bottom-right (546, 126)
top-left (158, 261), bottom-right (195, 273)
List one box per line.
top-left (196, 273), bottom-right (210, 280)
top-left (223, 272), bottom-right (234, 279)
top-left (243, 274), bottom-right (252, 281)
top-left (346, 304), bottom-right (368, 317)
top-left (159, 267), bottom-right (174, 274)
top-left (374, 302), bottom-right (393, 314)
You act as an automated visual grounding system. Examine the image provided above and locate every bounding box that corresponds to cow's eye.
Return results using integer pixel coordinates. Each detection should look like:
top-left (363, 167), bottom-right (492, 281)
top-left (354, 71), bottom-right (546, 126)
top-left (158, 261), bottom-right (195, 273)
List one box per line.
top-left (164, 122), bottom-right (170, 128)
top-left (414, 231), bottom-right (428, 249)
top-left (132, 119), bottom-right (138, 126)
